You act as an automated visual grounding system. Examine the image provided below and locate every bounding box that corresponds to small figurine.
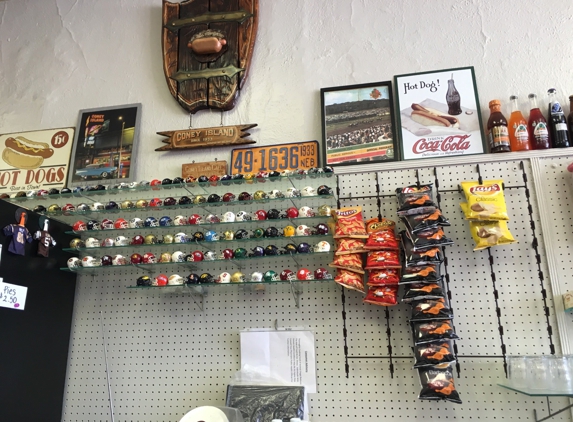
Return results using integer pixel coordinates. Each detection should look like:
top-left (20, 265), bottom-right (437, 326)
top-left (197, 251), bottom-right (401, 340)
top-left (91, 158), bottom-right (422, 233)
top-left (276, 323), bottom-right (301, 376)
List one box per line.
top-left (3, 208), bottom-right (32, 256)
top-left (34, 217), bottom-right (56, 257)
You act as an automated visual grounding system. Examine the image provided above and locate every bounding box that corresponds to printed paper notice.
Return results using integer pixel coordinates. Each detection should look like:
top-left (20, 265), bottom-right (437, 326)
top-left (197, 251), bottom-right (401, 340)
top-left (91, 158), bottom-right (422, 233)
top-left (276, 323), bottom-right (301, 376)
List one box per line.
top-left (240, 330), bottom-right (317, 393)
top-left (0, 279), bottom-right (27, 310)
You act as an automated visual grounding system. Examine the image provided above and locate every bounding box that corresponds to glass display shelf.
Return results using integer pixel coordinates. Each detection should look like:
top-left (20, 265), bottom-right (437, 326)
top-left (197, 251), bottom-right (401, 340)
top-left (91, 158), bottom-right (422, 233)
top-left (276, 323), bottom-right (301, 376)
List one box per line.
top-left (127, 278), bottom-right (333, 289)
top-left (63, 215), bottom-right (332, 236)
top-left (498, 383), bottom-right (573, 397)
top-left (2, 172), bottom-right (336, 202)
top-left (62, 234), bottom-right (333, 253)
top-left (61, 251), bottom-right (334, 273)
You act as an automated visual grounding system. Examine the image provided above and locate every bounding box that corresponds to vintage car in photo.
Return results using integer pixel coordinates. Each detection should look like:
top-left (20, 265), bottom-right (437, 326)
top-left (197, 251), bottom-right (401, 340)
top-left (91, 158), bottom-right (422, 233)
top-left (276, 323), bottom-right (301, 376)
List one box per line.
top-left (75, 163), bottom-right (118, 179)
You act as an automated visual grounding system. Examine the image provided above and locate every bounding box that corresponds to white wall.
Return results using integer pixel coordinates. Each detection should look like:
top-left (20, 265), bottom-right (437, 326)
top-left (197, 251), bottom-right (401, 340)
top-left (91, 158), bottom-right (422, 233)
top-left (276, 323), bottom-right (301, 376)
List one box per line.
top-left (1, 0), bottom-right (573, 179)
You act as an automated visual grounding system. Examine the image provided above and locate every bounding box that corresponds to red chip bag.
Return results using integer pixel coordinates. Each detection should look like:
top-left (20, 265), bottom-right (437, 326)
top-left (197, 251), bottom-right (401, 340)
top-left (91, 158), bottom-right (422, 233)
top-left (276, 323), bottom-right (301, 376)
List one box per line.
top-left (329, 253), bottom-right (364, 274)
top-left (333, 207), bottom-right (368, 238)
top-left (367, 269), bottom-right (400, 286)
top-left (334, 269), bottom-right (365, 293)
top-left (335, 238), bottom-right (367, 255)
top-left (365, 250), bottom-right (401, 269)
top-left (363, 285), bottom-right (399, 306)
top-left (366, 217), bottom-right (396, 233)
top-left (365, 229), bottom-right (399, 250)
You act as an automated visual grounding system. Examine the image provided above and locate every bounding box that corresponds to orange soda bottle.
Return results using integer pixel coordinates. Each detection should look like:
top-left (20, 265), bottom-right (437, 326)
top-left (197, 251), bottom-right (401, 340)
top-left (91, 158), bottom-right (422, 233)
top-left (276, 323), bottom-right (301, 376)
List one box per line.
top-left (508, 95), bottom-right (532, 151)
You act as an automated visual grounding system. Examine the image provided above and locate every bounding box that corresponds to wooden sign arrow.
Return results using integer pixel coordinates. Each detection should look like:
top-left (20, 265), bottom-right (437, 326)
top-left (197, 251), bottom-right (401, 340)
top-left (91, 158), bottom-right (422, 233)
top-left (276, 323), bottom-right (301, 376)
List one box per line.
top-left (156, 123), bottom-right (257, 151)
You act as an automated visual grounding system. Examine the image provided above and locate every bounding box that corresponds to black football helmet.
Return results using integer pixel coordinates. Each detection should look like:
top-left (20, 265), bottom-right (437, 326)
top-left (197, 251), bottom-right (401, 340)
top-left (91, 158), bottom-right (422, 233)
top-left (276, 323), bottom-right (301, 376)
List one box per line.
top-left (282, 243), bottom-right (298, 255)
top-left (317, 185), bottom-right (333, 195)
top-left (250, 246), bottom-right (265, 257)
top-left (48, 188), bottom-right (60, 195)
top-left (264, 227), bottom-right (280, 238)
top-left (199, 273), bottom-right (214, 283)
top-left (232, 174), bottom-right (244, 182)
top-left (221, 174), bottom-right (233, 185)
top-left (264, 245), bottom-right (279, 256)
top-left (314, 223), bottom-right (329, 235)
top-left (33, 205), bottom-right (47, 213)
top-left (238, 192), bottom-right (252, 201)
top-left (186, 273), bottom-right (200, 285)
top-left (193, 232), bottom-right (205, 242)
top-left (164, 197), bottom-right (177, 206)
top-left (172, 177), bottom-right (184, 184)
top-left (137, 276), bottom-right (151, 286)
top-left (60, 187), bottom-right (72, 194)
top-left (234, 229), bottom-right (250, 239)
top-left (162, 178), bottom-right (173, 186)
top-left (207, 194), bottom-right (221, 203)
top-left (268, 171), bottom-right (281, 179)
top-left (267, 209), bottom-right (281, 219)
top-left (178, 196), bottom-right (192, 205)
top-left (198, 175), bottom-right (209, 183)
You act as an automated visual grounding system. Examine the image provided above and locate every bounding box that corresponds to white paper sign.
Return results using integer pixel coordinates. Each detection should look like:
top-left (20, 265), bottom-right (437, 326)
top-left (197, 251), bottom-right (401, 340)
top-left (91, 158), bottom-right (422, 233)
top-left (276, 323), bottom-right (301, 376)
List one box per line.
top-left (0, 279), bottom-right (28, 310)
top-left (240, 330), bottom-right (317, 393)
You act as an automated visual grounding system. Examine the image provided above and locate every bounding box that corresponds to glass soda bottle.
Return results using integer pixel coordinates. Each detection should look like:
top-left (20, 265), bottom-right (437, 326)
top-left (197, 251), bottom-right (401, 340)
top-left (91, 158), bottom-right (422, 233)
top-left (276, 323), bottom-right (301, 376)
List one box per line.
top-left (547, 88), bottom-right (570, 148)
top-left (446, 74), bottom-right (462, 115)
top-left (508, 95), bottom-right (531, 151)
top-left (528, 93), bottom-right (551, 149)
top-left (487, 99), bottom-right (511, 153)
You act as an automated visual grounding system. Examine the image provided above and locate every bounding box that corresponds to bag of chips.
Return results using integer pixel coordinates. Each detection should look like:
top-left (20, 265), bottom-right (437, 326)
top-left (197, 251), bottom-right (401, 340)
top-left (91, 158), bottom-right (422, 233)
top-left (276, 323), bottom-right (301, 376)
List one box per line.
top-left (364, 218), bottom-right (399, 250)
top-left (414, 341), bottom-right (456, 368)
top-left (333, 207), bottom-right (368, 238)
top-left (412, 320), bottom-right (459, 344)
top-left (335, 238), bottom-right (368, 255)
top-left (400, 265), bottom-right (441, 284)
top-left (396, 184), bottom-right (438, 216)
top-left (418, 363), bottom-right (462, 403)
top-left (334, 269), bottom-right (365, 293)
top-left (461, 179), bottom-right (509, 221)
top-left (410, 300), bottom-right (453, 321)
top-left (460, 203), bottom-right (516, 250)
top-left (367, 269), bottom-right (400, 286)
top-left (403, 283), bottom-right (445, 303)
top-left (402, 210), bottom-right (450, 234)
top-left (401, 232), bottom-right (443, 267)
top-left (329, 253), bottom-right (364, 274)
top-left (363, 285), bottom-right (399, 306)
top-left (405, 227), bottom-right (454, 251)
top-left (365, 250), bottom-right (401, 269)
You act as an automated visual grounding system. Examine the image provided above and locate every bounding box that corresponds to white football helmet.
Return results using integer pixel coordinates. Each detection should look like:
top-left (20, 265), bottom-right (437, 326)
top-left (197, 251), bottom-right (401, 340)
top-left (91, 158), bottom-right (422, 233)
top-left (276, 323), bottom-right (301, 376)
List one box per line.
top-left (204, 251), bottom-right (217, 261)
top-left (101, 238), bottom-right (115, 247)
top-left (85, 237), bottom-right (101, 248)
top-left (301, 186), bottom-right (316, 197)
top-left (173, 215), bottom-right (187, 226)
top-left (26, 190), bottom-right (37, 197)
top-left (281, 170), bottom-right (294, 177)
top-left (296, 225), bottom-right (311, 236)
top-left (129, 217), bottom-right (144, 228)
top-left (174, 233), bottom-right (187, 244)
top-left (171, 251), bottom-right (186, 262)
top-left (205, 214), bottom-right (221, 224)
top-left (81, 256), bottom-right (100, 267)
top-left (90, 202), bottom-right (105, 211)
top-left (314, 241), bottom-right (331, 252)
top-left (298, 206), bottom-right (316, 217)
top-left (285, 187), bottom-right (301, 198)
top-left (168, 274), bottom-right (184, 285)
top-left (236, 211), bottom-right (251, 221)
top-left (268, 189), bottom-right (285, 199)
top-left (67, 257), bottom-right (81, 269)
top-left (112, 254), bottom-right (127, 265)
top-left (251, 272), bottom-right (264, 282)
top-left (115, 235), bottom-right (130, 246)
top-left (222, 212), bottom-right (236, 222)
top-left (217, 272), bottom-right (231, 284)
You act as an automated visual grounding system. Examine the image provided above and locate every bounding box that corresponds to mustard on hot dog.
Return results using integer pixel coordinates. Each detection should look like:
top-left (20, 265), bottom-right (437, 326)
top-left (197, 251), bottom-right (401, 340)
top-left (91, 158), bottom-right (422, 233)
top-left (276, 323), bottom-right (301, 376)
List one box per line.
top-left (6, 137), bottom-right (54, 158)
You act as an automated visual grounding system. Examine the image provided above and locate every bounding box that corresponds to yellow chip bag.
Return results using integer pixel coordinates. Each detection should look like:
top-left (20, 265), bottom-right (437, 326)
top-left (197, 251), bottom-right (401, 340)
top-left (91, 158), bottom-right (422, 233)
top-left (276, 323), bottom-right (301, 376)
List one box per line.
top-left (460, 203), bottom-right (516, 250)
top-left (461, 179), bottom-right (509, 221)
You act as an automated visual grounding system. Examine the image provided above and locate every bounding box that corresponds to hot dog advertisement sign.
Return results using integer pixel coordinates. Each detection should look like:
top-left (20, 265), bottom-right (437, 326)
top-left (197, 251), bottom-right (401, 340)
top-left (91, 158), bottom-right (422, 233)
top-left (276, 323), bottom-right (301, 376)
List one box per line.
top-left (0, 128), bottom-right (74, 193)
top-left (395, 67), bottom-right (486, 160)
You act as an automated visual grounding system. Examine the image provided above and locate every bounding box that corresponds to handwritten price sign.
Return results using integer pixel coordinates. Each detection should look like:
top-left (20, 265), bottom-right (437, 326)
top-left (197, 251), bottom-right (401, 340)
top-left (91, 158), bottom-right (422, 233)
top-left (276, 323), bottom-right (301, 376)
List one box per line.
top-left (0, 279), bottom-right (27, 311)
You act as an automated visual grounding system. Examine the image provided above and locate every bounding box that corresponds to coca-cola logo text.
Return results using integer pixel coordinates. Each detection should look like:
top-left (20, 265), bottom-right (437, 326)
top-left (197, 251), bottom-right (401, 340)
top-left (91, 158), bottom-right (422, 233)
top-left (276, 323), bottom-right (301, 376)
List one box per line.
top-left (412, 135), bottom-right (472, 154)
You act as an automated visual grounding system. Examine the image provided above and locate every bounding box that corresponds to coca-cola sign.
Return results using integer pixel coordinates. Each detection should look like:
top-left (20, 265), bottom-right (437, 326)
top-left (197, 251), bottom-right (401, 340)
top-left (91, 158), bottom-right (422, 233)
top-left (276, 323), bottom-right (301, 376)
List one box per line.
top-left (412, 135), bottom-right (472, 154)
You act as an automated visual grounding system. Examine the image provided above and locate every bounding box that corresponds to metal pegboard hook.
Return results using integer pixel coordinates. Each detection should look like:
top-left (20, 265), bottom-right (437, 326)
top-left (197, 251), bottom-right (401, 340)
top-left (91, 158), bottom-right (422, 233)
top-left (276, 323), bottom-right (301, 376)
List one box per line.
top-left (220, 110), bottom-right (224, 127)
top-left (188, 112), bottom-right (193, 129)
top-left (476, 164), bottom-right (483, 185)
top-left (415, 169), bottom-right (421, 188)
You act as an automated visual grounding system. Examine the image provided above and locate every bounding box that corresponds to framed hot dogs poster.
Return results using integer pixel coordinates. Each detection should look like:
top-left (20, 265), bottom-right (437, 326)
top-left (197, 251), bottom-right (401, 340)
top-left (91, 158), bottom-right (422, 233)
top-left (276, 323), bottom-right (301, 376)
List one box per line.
top-left (68, 103), bottom-right (141, 186)
top-left (395, 66), bottom-right (486, 160)
top-left (0, 128), bottom-right (74, 193)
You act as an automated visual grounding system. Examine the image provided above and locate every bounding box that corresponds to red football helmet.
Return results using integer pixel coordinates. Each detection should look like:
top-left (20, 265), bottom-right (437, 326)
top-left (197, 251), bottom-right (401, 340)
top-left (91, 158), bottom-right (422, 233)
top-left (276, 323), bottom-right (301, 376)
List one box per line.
top-left (222, 193), bottom-right (236, 202)
top-left (192, 251), bottom-right (204, 262)
top-left (143, 252), bottom-right (156, 264)
top-left (314, 268), bottom-right (331, 280)
top-left (114, 218), bottom-right (129, 229)
top-left (209, 175), bottom-right (220, 186)
top-left (256, 171), bottom-right (269, 181)
top-left (222, 249), bottom-right (234, 259)
top-left (36, 189), bottom-right (49, 196)
top-left (150, 179), bottom-right (162, 189)
top-left (297, 268), bottom-right (312, 280)
top-left (253, 210), bottom-right (267, 221)
top-left (73, 220), bottom-right (87, 231)
top-left (285, 207), bottom-right (299, 218)
top-left (130, 253), bottom-right (143, 264)
top-left (163, 197), bottom-right (177, 206)
top-left (149, 198), bottom-right (163, 207)
top-left (131, 235), bottom-right (145, 245)
top-left (155, 274), bottom-right (168, 286)
top-left (101, 218), bottom-right (114, 230)
top-left (62, 204), bottom-right (76, 215)
top-left (280, 269), bottom-right (295, 281)
top-left (188, 214), bottom-right (203, 225)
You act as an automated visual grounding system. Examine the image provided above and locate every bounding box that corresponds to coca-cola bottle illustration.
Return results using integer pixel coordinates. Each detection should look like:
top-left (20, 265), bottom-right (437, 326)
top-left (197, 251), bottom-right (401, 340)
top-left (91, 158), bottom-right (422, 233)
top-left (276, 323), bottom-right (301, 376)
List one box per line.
top-left (446, 74), bottom-right (462, 115)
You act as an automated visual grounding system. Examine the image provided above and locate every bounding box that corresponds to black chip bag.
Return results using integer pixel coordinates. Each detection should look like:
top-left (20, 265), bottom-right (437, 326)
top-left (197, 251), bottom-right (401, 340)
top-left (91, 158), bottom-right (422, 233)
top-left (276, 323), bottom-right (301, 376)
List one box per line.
top-left (418, 363), bottom-right (462, 403)
top-left (410, 300), bottom-right (453, 321)
top-left (402, 210), bottom-right (450, 233)
top-left (403, 282), bottom-right (445, 303)
top-left (396, 184), bottom-right (438, 216)
top-left (405, 227), bottom-right (454, 251)
top-left (411, 320), bottom-right (459, 344)
top-left (414, 341), bottom-right (456, 368)
top-left (401, 232), bottom-right (443, 267)
top-left (400, 265), bottom-right (441, 284)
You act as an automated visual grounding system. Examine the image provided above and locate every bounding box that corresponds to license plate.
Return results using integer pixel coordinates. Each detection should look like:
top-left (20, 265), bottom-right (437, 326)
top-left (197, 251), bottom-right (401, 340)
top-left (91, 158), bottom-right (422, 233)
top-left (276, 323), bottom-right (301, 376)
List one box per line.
top-left (230, 141), bottom-right (320, 174)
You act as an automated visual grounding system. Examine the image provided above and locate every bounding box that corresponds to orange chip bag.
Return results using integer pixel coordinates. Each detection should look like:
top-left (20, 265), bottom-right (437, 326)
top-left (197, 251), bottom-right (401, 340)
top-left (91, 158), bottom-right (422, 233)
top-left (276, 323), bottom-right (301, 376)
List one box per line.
top-left (329, 253), bottom-right (364, 274)
top-left (367, 269), bottom-right (400, 286)
top-left (335, 238), bottom-right (367, 255)
top-left (334, 269), bottom-right (365, 293)
top-left (365, 250), bottom-right (401, 269)
top-left (364, 217), bottom-right (399, 250)
top-left (333, 207), bottom-right (368, 238)
top-left (363, 285), bottom-right (399, 306)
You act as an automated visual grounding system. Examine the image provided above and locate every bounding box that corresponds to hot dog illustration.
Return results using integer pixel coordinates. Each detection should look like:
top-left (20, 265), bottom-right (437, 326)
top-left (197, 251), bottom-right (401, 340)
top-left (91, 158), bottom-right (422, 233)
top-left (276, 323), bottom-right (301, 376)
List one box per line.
top-left (2, 136), bottom-right (54, 169)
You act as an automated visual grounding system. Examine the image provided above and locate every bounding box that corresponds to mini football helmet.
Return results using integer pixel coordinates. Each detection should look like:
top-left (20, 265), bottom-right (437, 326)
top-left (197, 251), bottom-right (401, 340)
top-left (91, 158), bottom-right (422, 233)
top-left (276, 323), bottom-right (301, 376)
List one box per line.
top-left (251, 272), bottom-right (264, 282)
top-left (234, 229), bottom-right (249, 239)
top-left (67, 257), bottom-right (81, 269)
top-left (192, 231), bottom-right (205, 242)
top-left (263, 270), bottom-right (280, 282)
top-left (199, 273), bottom-right (215, 284)
top-left (101, 255), bottom-right (113, 266)
top-left (268, 189), bottom-right (284, 199)
top-left (252, 228), bottom-right (265, 238)
top-left (193, 195), bottom-right (206, 204)
top-left (105, 201), bottom-right (119, 210)
top-left (144, 234), bottom-right (158, 245)
top-left (136, 199), bottom-right (148, 208)
top-left (81, 256), bottom-right (100, 267)
top-left (130, 253), bottom-right (143, 264)
top-left (131, 235), bottom-right (145, 245)
top-left (298, 206), bottom-right (315, 217)
top-left (234, 248), bottom-right (248, 259)
top-left (205, 230), bottom-right (219, 242)
top-left (162, 234), bottom-right (174, 244)
top-left (76, 203), bottom-right (90, 212)
top-left (218, 272), bottom-right (231, 284)
top-left (238, 192), bottom-right (252, 201)
top-left (318, 204), bottom-right (332, 216)
top-left (283, 226), bottom-right (296, 237)
top-left (143, 253), bottom-right (157, 264)
top-left (223, 230), bottom-right (234, 241)
top-left (186, 273), bottom-right (200, 285)
top-left (250, 246), bottom-right (265, 257)
top-left (33, 205), bottom-right (47, 213)
top-left (178, 196), bottom-right (192, 206)
top-left (158, 252), bottom-right (172, 263)
top-left (86, 237), bottom-right (101, 248)
top-left (301, 186), bottom-right (317, 197)
top-left (173, 215), bottom-right (187, 226)
top-left (297, 242), bottom-right (312, 253)
top-left (297, 268), bottom-right (312, 280)
top-left (296, 225), bottom-right (311, 236)
top-left (253, 210), bottom-right (267, 221)
top-left (129, 217), bottom-right (144, 228)
top-left (168, 274), bottom-right (185, 285)
top-left (184, 176), bottom-right (197, 185)
top-left (314, 241), bottom-right (331, 252)
top-left (47, 204), bottom-right (61, 213)
top-left (171, 251), bottom-right (186, 262)
top-left (73, 220), bottom-right (87, 231)
top-left (236, 211), bottom-right (251, 221)
top-left (267, 209), bottom-right (281, 220)
top-left (62, 204), bottom-right (76, 215)
top-left (207, 194), bottom-right (221, 203)
top-left (120, 200), bottom-right (135, 210)
top-left (159, 216), bottom-right (173, 227)
top-left (197, 175), bottom-right (209, 183)
top-left (47, 188), bottom-right (59, 195)
top-left (172, 177), bottom-right (184, 185)
top-left (317, 185), bottom-right (333, 195)
top-left (115, 236), bottom-right (129, 246)
top-left (285, 187), bottom-right (301, 198)
top-left (114, 218), bottom-right (129, 229)
top-left (87, 220), bottom-right (101, 231)
top-left (144, 217), bottom-right (159, 227)
top-left (154, 274), bottom-right (168, 286)
top-left (281, 169), bottom-right (293, 177)
top-left (205, 214), bottom-right (220, 224)
top-left (221, 249), bottom-right (234, 259)
top-left (314, 223), bottom-right (329, 235)
top-left (188, 214), bottom-right (203, 225)
top-left (253, 190), bottom-right (267, 201)
top-left (282, 243), bottom-right (298, 255)
top-left (208, 175), bottom-right (220, 186)
top-left (323, 166), bottom-right (334, 173)
top-left (285, 207), bottom-right (299, 218)
top-left (101, 237), bottom-right (115, 247)
top-left (164, 197), bottom-right (177, 207)
top-left (280, 269), bottom-right (296, 281)
top-left (174, 232), bottom-right (187, 243)
top-left (101, 218), bottom-right (114, 230)
top-left (264, 245), bottom-right (279, 256)
top-left (222, 212), bottom-right (236, 223)
top-left (90, 202), bottom-right (104, 211)
top-left (137, 276), bottom-right (152, 286)
top-left (69, 238), bottom-right (85, 249)
top-left (112, 255), bottom-right (128, 266)
top-left (256, 171), bottom-right (269, 181)
top-left (162, 177), bottom-right (173, 186)
top-left (204, 251), bottom-right (217, 261)
top-left (60, 187), bottom-right (72, 194)
top-left (244, 173), bottom-right (255, 184)
top-left (149, 198), bottom-right (163, 207)
top-left (222, 193), bottom-right (236, 202)
top-left (264, 227), bottom-right (280, 238)
top-left (231, 272), bottom-right (245, 283)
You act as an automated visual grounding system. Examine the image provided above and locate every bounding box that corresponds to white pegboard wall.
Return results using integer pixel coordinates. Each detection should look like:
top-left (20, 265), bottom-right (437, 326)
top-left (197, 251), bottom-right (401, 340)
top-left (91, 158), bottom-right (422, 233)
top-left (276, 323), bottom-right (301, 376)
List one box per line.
top-left (62, 161), bottom-right (570, 422)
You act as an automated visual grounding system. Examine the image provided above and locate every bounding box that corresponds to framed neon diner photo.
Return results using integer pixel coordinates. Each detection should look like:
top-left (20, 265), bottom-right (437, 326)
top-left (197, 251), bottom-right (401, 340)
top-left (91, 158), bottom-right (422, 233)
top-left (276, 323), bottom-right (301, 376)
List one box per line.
top-left (320, 81), bottom-right (397, 167)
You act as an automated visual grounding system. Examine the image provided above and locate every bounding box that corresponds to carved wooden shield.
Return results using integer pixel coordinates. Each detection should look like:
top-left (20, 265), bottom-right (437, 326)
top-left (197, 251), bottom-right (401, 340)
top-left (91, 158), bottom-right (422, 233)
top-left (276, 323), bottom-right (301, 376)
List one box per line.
top-left (162, 0), bottom-right (258, 114)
